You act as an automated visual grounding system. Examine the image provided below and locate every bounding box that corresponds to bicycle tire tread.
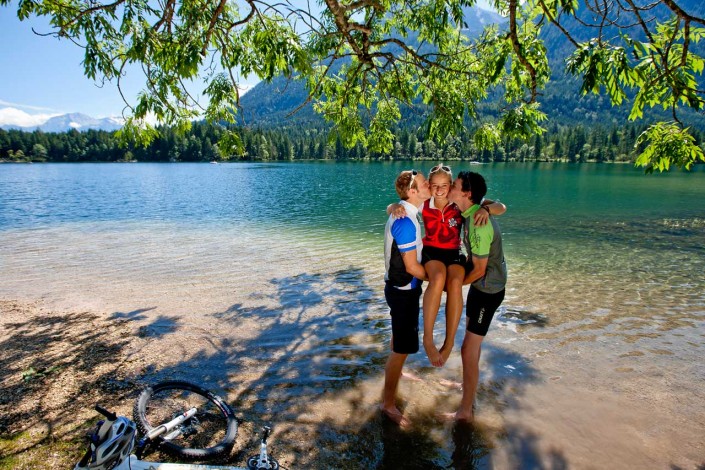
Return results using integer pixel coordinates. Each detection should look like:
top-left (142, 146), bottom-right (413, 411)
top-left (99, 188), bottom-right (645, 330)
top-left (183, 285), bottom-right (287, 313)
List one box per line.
top-left (133, 380), bottom-right (237, 461)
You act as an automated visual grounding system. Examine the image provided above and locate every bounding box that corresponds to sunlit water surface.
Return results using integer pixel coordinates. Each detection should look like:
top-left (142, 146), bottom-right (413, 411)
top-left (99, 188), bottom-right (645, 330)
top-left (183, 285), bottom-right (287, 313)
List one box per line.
top-left (1, 162), bottom-right (704, 468)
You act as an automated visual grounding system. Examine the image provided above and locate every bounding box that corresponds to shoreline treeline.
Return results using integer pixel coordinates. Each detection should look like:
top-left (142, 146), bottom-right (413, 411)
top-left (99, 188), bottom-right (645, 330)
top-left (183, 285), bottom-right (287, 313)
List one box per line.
top-left (1, 122), bottom-right (702, 165)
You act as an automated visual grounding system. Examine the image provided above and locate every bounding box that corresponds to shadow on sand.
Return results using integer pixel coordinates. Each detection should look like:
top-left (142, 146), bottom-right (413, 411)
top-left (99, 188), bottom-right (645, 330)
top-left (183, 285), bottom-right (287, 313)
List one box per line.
top-left (0, 267), bottom-right (563, 468)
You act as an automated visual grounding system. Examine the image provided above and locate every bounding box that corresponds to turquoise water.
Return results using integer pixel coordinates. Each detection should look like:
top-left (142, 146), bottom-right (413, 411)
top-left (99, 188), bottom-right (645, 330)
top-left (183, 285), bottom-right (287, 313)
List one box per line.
top-left (1, 162), bottom-right (704, 468)
top-left (2, 161), bottom-right (703, 326)
top-left (2, 161), bottom-right (703, 240)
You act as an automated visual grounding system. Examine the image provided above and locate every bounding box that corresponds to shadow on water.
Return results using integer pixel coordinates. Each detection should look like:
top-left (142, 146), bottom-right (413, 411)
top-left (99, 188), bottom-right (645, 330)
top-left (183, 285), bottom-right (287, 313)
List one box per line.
top-left (116, 266), bottom-right (552, 468)
top-left (501, 307), bottom-right (549, 331)
top-left (0, 267), bottom-right (554, 468)
top-left (340, 417), bottom-right (494, 470)
top-left (494, 425), bottom-right (569, 470)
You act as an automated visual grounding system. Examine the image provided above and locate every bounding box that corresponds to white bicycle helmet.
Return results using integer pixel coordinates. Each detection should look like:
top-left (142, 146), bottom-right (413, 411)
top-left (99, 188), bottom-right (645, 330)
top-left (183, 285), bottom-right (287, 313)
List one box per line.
top-left (75, 416), bottom-right (136, 470)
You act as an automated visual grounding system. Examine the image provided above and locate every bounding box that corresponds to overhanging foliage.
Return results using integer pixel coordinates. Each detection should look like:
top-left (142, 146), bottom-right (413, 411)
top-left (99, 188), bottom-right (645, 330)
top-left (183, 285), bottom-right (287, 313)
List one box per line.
top-left (5, 0), bottom-right (705, 171)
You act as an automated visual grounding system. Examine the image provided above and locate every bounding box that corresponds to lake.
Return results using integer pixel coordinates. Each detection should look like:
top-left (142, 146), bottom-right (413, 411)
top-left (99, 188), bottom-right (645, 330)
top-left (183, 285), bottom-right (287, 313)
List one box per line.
top-left (1, 161), bottom-right (704, 468)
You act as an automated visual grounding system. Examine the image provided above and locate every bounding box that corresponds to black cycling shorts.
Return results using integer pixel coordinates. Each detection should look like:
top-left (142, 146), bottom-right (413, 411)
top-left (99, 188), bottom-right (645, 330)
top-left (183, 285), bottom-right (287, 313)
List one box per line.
top-left (384, 283), bottom-right (422, 354)
top-left (422, 245), bottom-right (466, 268)
top-left (466, 286), bottom-right (505, 336)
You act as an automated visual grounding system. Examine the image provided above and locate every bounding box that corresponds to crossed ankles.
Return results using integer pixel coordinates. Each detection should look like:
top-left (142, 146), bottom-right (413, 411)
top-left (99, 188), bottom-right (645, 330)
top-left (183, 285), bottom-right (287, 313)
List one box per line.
top-left (423, 336), bottom-right (444, 367)
top-left (438, 340), bottom-right (455, 365)
top-left (425, 337), bottom-right (457, 367)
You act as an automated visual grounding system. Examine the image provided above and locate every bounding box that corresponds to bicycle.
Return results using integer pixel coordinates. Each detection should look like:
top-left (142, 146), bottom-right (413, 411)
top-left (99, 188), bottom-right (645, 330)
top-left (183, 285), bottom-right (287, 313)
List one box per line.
top-left (74, 380), bottom-right (279, 470)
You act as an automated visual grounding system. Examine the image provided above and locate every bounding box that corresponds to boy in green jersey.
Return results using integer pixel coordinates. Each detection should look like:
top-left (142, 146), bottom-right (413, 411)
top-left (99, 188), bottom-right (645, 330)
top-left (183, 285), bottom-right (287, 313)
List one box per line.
top-left (444, 171), bottom-right (507, 422)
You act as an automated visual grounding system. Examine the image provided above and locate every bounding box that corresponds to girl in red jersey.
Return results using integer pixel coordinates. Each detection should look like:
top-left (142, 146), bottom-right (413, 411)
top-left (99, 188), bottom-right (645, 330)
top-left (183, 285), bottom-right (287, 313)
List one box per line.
top-left (419, 164), bottom-right (467, 366)
top-left (388, 164), bottom-right (502, 367)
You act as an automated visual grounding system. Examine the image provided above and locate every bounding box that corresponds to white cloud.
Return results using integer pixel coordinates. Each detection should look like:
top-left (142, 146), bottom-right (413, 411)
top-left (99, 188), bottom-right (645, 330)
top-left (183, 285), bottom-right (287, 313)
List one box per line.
top-left (137, 112), bottom-right (160, 127)
top-left (0, 107), bottom-right (60, 127)
top-left (0, 100), bottom-right (57, 112)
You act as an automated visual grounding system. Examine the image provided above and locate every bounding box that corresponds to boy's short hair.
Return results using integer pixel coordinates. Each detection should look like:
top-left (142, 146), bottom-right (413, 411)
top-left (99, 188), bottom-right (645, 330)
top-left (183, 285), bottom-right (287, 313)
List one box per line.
top-left (395, 170), bottom-right (417, 200)
top-left (457, 171), bottom-right (487, 204)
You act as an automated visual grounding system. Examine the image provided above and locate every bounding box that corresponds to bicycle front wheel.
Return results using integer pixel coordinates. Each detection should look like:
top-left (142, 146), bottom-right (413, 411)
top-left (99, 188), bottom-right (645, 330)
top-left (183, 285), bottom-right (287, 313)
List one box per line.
top-left (133, 381), bottom-right (238, 461)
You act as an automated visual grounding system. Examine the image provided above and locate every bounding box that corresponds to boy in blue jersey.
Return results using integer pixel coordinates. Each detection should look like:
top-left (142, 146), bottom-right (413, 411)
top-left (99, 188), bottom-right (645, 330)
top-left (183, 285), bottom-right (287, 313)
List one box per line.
top-left (381, 169), bottom-right (431, 427)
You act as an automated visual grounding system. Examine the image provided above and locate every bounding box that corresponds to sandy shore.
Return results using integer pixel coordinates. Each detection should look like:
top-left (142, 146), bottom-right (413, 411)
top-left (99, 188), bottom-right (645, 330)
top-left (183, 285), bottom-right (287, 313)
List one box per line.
top-left (2, 297), bottom-right (705, 470)
top-left (0, 300), bottom-right (142, 468)
top-left (0, 298), bottom-right (399, 469)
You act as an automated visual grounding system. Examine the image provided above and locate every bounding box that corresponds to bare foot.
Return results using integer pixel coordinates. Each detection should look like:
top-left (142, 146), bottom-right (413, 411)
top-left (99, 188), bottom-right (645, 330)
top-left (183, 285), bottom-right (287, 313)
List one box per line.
top-left (379, 404), bottom-right (411, 428)
top-left (438, 341), bottom-right (455, 366)
top-left (401, 370), bottom-right (423, 382)
top-left (423, 338), bottom-right (444, 367)
top-left (438, 378), bottom-right (463, 390)
top-left (436, 410), bottom-right (474, 423)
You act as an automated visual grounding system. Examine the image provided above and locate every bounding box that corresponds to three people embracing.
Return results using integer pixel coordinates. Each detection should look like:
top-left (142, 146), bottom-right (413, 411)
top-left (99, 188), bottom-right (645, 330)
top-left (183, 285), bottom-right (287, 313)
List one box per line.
top-left (381, 166), bottom-right (508, 426)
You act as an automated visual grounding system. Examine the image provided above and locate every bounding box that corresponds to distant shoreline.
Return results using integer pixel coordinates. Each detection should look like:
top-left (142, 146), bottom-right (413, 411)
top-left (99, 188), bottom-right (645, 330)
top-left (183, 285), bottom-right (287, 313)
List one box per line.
top-left (0, 158), bottom-right (648, 165)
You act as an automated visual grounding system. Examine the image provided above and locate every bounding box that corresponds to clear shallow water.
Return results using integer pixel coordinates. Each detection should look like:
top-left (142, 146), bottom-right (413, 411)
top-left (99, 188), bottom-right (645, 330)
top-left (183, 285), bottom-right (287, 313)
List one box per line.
top-left (1, 162), bottom-right (704, 468)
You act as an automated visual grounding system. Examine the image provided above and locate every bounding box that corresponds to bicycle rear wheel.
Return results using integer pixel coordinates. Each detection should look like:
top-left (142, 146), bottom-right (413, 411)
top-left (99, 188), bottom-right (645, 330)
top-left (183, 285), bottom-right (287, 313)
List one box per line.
top-left (133, 381), bottom-right (237, 461)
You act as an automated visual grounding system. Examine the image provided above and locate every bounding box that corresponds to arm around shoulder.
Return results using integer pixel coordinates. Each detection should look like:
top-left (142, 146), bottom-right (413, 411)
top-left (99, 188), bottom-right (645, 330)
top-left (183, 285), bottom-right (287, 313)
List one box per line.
top-left (472, 199), bottom-right (506, 226)
top-left (483, 199), bottom-right (506, 216)
top-left (387, 203), bottom-right (408, 219)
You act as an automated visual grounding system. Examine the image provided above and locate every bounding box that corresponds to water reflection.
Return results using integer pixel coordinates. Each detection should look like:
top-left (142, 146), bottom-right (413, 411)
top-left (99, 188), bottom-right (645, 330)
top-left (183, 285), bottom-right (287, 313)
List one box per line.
top-left (450, 422), bottom-right (492, 470)
top-left (334, 415), bottom-right (495, 469)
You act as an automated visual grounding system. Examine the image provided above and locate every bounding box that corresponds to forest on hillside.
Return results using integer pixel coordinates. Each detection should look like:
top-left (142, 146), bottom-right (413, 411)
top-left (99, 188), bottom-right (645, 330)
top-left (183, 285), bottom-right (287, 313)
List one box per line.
top-left (3, 121), bottom-right (702, 166)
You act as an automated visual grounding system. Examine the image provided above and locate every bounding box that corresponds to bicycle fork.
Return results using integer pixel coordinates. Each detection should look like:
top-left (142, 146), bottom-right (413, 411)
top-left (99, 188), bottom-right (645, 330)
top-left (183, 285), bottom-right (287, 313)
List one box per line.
top-left (247, 426), bottom-right (278, 470)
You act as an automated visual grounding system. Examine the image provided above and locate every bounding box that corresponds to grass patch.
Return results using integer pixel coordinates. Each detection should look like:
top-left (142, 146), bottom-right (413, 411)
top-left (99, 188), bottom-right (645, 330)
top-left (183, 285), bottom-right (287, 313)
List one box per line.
top-left (0, 428), bottom-right (88, 469)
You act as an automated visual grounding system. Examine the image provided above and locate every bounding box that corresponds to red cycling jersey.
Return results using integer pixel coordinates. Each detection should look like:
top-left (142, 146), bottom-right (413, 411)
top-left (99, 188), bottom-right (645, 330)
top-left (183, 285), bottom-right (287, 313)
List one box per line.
top-left (421, 197), bottom-right (463, 250)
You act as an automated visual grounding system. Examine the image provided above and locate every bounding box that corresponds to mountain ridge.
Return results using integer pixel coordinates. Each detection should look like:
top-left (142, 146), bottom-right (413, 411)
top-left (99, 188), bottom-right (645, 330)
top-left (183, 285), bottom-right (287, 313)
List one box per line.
top-left (239, 1), bottom-right (704, 132)
top-left (0, 109), bottom-right (123, 133)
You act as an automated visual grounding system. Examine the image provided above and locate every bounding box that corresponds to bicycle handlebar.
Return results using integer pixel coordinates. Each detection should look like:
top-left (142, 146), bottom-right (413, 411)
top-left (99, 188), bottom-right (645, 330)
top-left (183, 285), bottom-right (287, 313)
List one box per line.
top-left (95, 404), bottom-right (117, 421)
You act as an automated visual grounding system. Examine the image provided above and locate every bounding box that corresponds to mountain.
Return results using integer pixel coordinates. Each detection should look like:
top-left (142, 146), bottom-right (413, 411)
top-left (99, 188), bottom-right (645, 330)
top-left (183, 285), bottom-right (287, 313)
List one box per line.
top-left (0, 111), bottom-right (123, 133)
top-left (239, 2), bottom-right (704, 131)
top-left (39, 113), bottom-right (123, 132)
top-left (238, 75), bottom-right (318, 128)
top-left (461, 5), bottom-right (506, 35)
top-left (239, 5), bottom-right (510, 127)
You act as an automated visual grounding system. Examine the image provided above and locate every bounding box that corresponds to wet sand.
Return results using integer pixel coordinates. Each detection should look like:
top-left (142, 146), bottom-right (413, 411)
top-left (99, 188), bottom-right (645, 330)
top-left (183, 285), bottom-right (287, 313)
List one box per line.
top-left (1, 223), bottom-right (704, 468)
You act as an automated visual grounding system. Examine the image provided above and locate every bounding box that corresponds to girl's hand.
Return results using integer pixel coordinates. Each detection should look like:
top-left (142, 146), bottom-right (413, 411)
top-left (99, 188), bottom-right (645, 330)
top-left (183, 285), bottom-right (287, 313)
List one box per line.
top-left (473, 205), bottom-right (490, 225)
top-left (387, 203), bottom-right (408, 219)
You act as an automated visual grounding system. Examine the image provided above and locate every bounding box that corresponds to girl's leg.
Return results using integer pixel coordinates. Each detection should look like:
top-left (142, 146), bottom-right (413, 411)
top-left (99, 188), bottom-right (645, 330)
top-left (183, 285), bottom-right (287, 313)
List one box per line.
top-left (439, 264), bottom-right (465, 365)
top-left (423, 260), bottom-right (447, 367)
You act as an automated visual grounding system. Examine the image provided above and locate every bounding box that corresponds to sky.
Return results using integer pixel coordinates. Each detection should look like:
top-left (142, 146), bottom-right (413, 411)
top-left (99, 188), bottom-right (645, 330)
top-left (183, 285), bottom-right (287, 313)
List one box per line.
top-left (0, 8), bottom-right (143, 124)
top-left (0, 4), bottom-right (258, 126)
top-left (0, 1), bottom-right (493, 127)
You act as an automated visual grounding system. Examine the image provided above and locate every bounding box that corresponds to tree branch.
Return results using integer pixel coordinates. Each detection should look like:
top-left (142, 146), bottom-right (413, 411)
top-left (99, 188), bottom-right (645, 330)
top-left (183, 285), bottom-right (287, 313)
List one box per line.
top-left (508, 0), bottom-right (538, 102)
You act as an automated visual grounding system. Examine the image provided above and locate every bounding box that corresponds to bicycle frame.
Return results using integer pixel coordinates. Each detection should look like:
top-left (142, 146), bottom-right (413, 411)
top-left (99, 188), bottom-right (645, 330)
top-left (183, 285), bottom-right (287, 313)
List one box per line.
top-left (117, 456), bottom-right (252, 469)
top-left (77, 400), bottom-right (277, 470)
top-left (113, 423), bottom-right (275, 470)
top-left (143, 407), bottom-right (197, 442)
top-left (122, 420), bottom-right (274, 470)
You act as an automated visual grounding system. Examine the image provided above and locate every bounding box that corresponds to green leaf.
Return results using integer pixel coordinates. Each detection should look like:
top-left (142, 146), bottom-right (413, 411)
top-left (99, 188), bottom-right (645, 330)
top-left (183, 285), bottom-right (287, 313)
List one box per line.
top-left (635, 123), bottom-right (705, 172)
